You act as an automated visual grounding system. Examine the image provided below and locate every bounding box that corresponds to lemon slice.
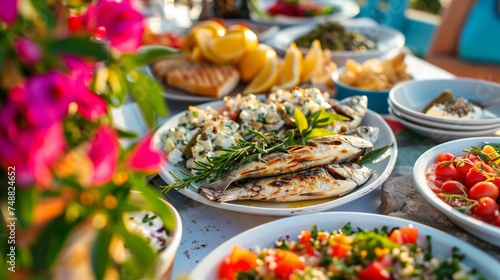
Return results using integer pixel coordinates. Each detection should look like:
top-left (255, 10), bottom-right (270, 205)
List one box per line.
top-left (238, 44), bottom-right (277, 82)
top-left (184, 20), bottom-right (226, 53)
top-left (242, 56), bottom-right (279, 95)
top-left (210, 31), bottom-right (247, 64)
top-left (275, 42), bottom-right (303, 89)
top-left (194, 28), bottom-right (229, 64)
top-left (300, 39), bottom-right (324, 83)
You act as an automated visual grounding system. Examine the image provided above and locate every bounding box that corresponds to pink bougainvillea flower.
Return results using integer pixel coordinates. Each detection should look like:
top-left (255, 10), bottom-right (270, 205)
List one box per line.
top-left (83, 0), bottom-right (145, 52)
top-left (17, 71), bottom-right (77, 127)
top-left (126, 133), bottom-right (166, 174)
top-left (0, 99), bottom-right (66, 188)
top-left (0, 0), bottom-right (18, 24)
top-left (14, 37), bottom-right (42, 65)
top-left (88, 126), bottom-right (119, 185)
top-left (64, 56), bottom-right (107, 120)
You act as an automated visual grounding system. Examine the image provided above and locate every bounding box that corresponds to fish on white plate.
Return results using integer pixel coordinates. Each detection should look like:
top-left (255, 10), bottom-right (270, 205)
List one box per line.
top-left (199, 163), bottom-right (372, 202)
top-left (198, 134), bottom-right (374, 192)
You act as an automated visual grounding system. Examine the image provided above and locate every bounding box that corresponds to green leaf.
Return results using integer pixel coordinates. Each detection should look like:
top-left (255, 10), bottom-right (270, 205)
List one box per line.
top-left (115, 128), bottom-right (139, 139)
top-left (16, 188), bottom-right (39, 229)
top-left (47, 37), bottom-right (108, 61)
top-left (107, 67), bottom-right (128, 107)
top-left (358, 142), bottom-right (394, 164)
top-left (116, 224), bottom-right (156, 278)
top-left (307, 128), bottom-right (336, 139)
top-left (30, 0), bottom-right (57, 29)
top-left (92, 229), bottom-right (112, 280)
top-left (121, 46), bottom-right (180, 71)
top-left (127, 71), bottom-right (169, 129)
top-left (293, 108), bottom-right (308, 134)
top-left (31, 215), bottom-right (80, 270)
top-left (132, 177), bottom-right (176, 232)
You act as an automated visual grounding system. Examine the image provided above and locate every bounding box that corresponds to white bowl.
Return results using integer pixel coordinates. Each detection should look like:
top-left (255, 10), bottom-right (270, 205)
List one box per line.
top-left (389, 78), bottom-right (500, 126)
top-left (388, 106), bottom-right (500, 142)
top-left (191, 212), bottom-right (499, 279)
top-left (388, 101), bottom-right (500, 131)
top-left (270, 18), bottom-right (404, 66)
top-left (413, 137), bottom-right (500, 246)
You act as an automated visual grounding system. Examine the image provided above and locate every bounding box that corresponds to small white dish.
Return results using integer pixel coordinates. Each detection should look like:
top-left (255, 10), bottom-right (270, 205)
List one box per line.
top-left (249, 0), bottom-right (360, 26)
top-left (270, 18), bottom-right (404, 66)
top-left (389, 78), bottom-right (500, 126)
top-left (190, 212), bottom-right (499, 279)
top-left (388, 100), bottom-right (500, 131)
top-left (413, 137), bottom-right (500, 246)
top-left (390, 108), bottom-right (500, 142)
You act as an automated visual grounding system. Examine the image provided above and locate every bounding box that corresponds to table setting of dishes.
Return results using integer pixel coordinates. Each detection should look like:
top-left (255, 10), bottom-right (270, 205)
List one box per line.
top-left (117, 0), bottom-right (500, 278)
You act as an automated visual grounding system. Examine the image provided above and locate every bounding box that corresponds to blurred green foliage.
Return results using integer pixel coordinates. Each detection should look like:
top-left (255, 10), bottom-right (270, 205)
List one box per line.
top-left (410, 0), bottom-right (444, 15)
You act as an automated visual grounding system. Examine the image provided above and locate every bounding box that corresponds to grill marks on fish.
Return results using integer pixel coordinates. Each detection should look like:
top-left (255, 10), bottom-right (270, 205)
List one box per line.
top-left (199, 135), bottom-right (374, 192)
top-left (199, 163), bottom-right (373, 202)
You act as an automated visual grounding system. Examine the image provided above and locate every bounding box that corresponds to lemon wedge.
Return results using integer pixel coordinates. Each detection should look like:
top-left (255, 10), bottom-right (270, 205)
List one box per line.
top-left (301, 39), bottom-right (324, 83)
top-left (238, 44), bottom-right (277, 82)
top-left (242, 56), bottom-right (279, 95)
top-left (194, 28), bottom-right (229, 64)
top-left (275, 42), bottom-right (303, 89)
top-left (184, 20), bottom-right (226, 53)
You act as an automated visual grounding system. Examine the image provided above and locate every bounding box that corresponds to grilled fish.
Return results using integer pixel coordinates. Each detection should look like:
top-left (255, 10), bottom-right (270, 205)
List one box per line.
top-left (330, 95), bottom-right (368, 133)
top-left (199, 163), bottom-right (373, 202)
top-left (342, 126), bottom-right (379, 143)
top-left (198, 134), bottom-right (373, 192)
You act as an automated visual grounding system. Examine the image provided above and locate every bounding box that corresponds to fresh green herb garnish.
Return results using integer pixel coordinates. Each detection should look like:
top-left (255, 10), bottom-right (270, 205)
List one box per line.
top-left (165, 129), bottom-right (295, 190)
top-left (358, 142), bottom-right (394, 164)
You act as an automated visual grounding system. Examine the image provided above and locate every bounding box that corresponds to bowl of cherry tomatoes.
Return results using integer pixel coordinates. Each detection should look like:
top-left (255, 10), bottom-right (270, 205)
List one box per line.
top-left (413, 137), bottom-right (500, 246)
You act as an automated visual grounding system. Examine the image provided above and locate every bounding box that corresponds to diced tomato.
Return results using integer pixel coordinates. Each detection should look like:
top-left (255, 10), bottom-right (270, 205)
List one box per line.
top-left (357, 261), bottom-right (390, 280)
top-left (389, 227), bottom-right (418, 245)
top-left (400, 226), bottom-right (419, 244)
top-left (266, 249), bottom-right (305, 280)
top-left (218, 245), bottom-right (258, 280)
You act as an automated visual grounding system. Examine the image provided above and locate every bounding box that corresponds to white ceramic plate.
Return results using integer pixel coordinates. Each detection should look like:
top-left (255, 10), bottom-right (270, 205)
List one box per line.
top-left (249, 0), bottom-right (360, 26)
top-left (389, 78), bottom-right (500, 126)
top-left (413, 137), bottom-right (500, 246)
top-left (388, 101), bottom-right (500, 131)
top-left (390, 108), bottom-right (500, 142)
top-left (190, 212), bottom-right (499, 279)
top-left (153, 99), bottom-right (397, 216)
top-left (270, 18), bottom-right (404, 65)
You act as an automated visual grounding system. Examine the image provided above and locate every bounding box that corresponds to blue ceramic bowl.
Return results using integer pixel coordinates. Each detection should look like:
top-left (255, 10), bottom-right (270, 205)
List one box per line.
top-left (332, 67), bottom-right (390, 114)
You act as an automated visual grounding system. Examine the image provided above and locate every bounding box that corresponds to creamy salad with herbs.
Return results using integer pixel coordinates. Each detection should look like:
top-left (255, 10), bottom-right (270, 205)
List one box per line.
top-left (160, 88), bottom-right (333, 170)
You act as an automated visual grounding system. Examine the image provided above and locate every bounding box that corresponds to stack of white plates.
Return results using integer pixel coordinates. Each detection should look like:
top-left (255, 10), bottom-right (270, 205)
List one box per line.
top-left (388, 78), bottom-right (500, 142)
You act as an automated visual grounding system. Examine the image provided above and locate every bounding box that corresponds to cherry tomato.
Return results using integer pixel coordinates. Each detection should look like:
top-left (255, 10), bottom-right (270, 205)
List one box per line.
top-left (434, 162), bottom-right (459, 180)
top-left (473, 197), bottom-right (499, 219)
top-left (437, 152), bottom-right (455, 162)
top-left (218, 245), bottom-right (258, 280)
top-left (468, 181), bottom-right (499, 200)
top-left (358, 261), bottom-right (390, 280)
top-left (441, 180), bottom-right (468, 195)
top-left (455, 160), bottom-right (474, 179)
top-left (491, 177), bottom-right (500, 190)
top-left (464, 168), bottom-right (487, 188)
top-left (266, 249), bottom-right (305, 279)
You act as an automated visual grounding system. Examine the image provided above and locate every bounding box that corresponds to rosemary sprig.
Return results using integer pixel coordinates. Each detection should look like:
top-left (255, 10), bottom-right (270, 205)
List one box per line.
top-left (164, 129), bottom-right (295, 190)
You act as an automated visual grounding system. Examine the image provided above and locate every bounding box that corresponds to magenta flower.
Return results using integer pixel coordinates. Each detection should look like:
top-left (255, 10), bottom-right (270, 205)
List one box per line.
top-left (18, 71), bottom-right (77, 127)
top-left (0, 0), bottom-right (18, 24)
top-left (64, 56), bottom-right (107, 120)
top-left (126, 133), bottom-right (166, 174)
top-left (83, 0), bottom-right (145, 52)
top-left (14, 37), bottom-right (42, 65)
top-left (0, 100), bottom-right (66, 187)
top-left (88, 126), bottom-right (119, 185)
